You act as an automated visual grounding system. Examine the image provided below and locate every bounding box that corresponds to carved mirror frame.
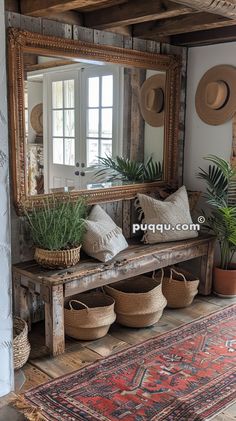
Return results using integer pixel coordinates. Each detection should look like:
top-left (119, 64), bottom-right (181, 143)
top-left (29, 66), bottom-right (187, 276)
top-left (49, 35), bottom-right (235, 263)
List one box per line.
top-left (8, 28), bottom-right (181, 214)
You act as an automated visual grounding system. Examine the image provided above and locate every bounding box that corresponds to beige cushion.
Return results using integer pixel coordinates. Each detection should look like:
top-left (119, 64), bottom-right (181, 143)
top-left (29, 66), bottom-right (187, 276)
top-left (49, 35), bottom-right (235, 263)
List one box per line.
top-left (82, 205), bottom-right (128, 262)
top-left (137, 186), bottom-right (198, 244)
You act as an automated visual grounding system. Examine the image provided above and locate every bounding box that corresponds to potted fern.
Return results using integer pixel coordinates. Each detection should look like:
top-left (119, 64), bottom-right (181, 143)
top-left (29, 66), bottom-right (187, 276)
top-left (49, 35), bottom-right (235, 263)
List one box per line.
top-left (198, 155), bottom-right (236, 297)
top-left (24, 196), bottom-right (87, 269)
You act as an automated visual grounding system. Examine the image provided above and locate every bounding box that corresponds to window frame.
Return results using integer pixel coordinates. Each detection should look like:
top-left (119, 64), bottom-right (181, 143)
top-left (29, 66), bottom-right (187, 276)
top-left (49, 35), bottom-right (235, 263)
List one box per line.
top-left (82, 65), bottom-right (123, 168)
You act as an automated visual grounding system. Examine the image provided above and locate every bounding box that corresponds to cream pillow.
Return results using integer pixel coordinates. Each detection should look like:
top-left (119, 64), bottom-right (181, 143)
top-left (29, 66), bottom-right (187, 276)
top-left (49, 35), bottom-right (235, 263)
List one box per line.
top-left (82, 205), bottom-right (128, 262)
top-left (137, 186), bottom-right (198, 244)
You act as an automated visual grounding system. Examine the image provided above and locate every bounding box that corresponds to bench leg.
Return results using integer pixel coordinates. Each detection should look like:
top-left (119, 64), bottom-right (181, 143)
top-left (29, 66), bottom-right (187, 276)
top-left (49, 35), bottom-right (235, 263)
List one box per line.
top-left (200, 241), bottom-right (215, 295)
top-left (45, 284), bottom-right (65, 356)
top-left (19, 285), bottom-right (32, 331)
top-left (13, 272), bottom-right (21, 317)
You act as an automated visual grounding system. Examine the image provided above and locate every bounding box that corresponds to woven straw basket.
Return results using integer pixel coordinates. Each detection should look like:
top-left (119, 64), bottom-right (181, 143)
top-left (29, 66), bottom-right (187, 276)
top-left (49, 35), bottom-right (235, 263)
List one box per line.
top-left (35, 245), bottom-right (81, 269)
top-left (64, 292), bottom-right (116, 340)
top-left (161, 267), bottom-right (199, 308)
top-left (13, 317), bottom-right (31, 370)
top-left (104, 275), bottom-right (167, 328)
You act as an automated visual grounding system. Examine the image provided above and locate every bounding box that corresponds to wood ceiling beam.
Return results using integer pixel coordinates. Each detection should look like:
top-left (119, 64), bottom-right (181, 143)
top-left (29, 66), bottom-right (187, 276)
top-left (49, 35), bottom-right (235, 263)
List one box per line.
top-left (171, 0), bottom-right (236, 19)
top-left (74, 0), bottom-right (126, 11)
top-left (171, 24), bottom-right (236, 46)
top-left (5, 0), bottom-right (20, 12)
top-left (45, 11), bottom-right (83, 25)
top-left (133, 12), bottom-right (236, 38)
top-left (83, 0), bottom-right (194, 29)
top-left (25, 59), bottom-right (76, 72)
top-left (107, 26), bottom-right (132, 36)
top-left (20, 0), bottom-right (124, 16)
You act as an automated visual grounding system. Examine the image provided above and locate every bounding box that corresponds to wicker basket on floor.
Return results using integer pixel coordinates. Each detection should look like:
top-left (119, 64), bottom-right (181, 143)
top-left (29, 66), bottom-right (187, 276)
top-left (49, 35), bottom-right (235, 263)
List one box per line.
top-left (104, 275), bottom-right (167, 328)
top-left (13, 317), bottom-right (31, 370)
top-left (64, 292), bottom-right (116, 340)
top-left (161, 267), bottom-right (199, 308)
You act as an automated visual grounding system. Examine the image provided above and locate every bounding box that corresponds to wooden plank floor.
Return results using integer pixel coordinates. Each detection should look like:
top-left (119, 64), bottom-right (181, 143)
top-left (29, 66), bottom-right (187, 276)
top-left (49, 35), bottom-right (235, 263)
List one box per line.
top-left (0, 294), bottom-right (235, 420)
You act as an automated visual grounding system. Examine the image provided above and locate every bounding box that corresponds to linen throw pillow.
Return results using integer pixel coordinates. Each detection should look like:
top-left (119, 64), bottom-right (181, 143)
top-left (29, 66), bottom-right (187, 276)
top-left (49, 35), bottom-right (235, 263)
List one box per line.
top-left (82, 205), bottom-right (128, 262)
top-left (137, 186), bottom-right (198, 244)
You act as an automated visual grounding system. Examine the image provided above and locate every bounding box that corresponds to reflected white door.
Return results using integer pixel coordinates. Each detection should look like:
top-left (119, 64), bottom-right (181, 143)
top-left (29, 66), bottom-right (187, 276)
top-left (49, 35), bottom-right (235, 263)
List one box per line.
top-left (44, 66), bottom-right (122, 192)
top-left (44, 70), bottom-right (80, 192)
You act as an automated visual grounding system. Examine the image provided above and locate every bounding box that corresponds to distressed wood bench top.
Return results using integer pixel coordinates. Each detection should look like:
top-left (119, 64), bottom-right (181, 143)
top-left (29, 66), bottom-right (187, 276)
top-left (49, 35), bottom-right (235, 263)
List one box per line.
top-left (13, 233), bottom-right (216, 289)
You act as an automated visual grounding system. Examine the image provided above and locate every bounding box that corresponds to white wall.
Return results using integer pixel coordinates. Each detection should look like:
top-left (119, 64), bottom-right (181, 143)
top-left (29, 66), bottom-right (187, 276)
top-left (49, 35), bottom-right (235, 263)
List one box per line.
top-left (0, 0), bottom-right (13, 397)
top-left (184, 42), bottom-right (235, 191)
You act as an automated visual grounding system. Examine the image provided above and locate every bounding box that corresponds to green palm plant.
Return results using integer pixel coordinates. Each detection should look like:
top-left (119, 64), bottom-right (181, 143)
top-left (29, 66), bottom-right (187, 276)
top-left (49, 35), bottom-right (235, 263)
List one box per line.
top-left (94, 156), bottom-right (162, 183)
top-left (143, 158), bottom-right (163, 182)
top-left (198, 155), bottom-right (236, 270)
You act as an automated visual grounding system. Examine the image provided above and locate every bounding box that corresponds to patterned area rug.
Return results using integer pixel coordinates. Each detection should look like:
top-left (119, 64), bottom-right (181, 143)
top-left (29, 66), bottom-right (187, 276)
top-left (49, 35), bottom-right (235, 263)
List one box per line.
top-left (15, 305), bottom-right (236, 421)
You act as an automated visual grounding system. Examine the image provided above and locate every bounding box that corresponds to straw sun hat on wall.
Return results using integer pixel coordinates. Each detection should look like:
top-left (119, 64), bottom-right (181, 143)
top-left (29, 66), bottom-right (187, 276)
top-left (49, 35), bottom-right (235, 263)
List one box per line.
top-left (30, 103), bottom-right (43, 135)
top-left (139, 74), bottom-right (166, 127)
top-left (195, 65), bottom-right (236, 126)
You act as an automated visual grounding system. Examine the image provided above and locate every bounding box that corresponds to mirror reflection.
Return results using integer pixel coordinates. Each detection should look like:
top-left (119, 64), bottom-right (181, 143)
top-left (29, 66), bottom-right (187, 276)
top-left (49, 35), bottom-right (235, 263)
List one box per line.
top-left (24, 54), bottom-right (165, 195)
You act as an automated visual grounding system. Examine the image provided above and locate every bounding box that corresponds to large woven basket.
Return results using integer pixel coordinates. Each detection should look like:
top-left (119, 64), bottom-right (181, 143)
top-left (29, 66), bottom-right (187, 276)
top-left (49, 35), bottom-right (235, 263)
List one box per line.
top-left (13, 317), bottom-right (31, 370)
top-left (64, 292), bottom-right (116, 340)
top-left (161, 267), bottom-right (199, 308)
top-left (35, 245), bottom-right (81, 269)
top-left (104, 275), bottom-right (167, 328)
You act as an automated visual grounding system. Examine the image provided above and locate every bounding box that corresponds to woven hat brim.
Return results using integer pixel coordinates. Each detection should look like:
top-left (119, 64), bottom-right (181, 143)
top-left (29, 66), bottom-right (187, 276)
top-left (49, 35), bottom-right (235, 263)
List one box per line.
top-left (30, 103), bottom-right (43, 134)
top-left (195, 65), bottom-right (236, 126)
top-left (139, 74), bottom-right (166, 127)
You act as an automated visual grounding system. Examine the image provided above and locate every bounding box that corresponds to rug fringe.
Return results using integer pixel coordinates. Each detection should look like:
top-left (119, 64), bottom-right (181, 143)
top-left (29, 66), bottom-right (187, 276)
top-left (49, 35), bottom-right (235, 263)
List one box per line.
top-left (12, 395), bottom-right (47, 421)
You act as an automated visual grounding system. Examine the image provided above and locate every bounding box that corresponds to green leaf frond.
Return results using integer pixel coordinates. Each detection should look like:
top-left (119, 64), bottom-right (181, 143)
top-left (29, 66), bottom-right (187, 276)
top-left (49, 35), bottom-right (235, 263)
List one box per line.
top-left (198, 155), bottom-right (236, 269)
top-left (94, 155), bottom-right (162, 183)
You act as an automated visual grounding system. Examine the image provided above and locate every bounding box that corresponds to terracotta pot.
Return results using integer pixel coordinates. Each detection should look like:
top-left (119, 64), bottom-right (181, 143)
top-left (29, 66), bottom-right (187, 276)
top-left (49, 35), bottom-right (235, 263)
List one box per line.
top-left (213, 264), bottom-right (236, 297)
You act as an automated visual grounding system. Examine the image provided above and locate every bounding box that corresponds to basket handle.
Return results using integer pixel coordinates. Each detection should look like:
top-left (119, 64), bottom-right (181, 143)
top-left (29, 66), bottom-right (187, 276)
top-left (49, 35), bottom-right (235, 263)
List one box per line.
top-left (170, 268), bottom-right (187, 285)
top-left (152, 267), bottom-right (164, 283)
top-left (69, 300), bottom-right (89, 311)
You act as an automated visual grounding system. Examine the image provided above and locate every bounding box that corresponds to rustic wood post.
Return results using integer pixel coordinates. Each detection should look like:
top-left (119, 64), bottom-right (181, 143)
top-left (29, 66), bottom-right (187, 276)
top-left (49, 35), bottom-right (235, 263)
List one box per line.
top-left (45, 284), bottom-right (65, 356)
top-left (231, 113), bottom-right (236, 171)
top-left (130, 68), bottom-right (146, 162)
top-left (12, 271), bottom-right (21, 317)
top-left (19, 286), bottom-right (32, 331)
top-left (200, 239), bottom-right (216, 295)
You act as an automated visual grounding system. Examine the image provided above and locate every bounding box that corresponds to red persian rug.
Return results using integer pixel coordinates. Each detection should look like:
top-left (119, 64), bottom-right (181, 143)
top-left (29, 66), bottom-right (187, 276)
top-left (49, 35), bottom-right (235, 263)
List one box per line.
top-left (16, 305), bottom-right (236, 421)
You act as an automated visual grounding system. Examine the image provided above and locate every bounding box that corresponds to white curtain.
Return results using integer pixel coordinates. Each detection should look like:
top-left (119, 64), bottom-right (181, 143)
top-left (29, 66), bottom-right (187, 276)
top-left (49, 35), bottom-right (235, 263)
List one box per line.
top-left (0, 0), bottom-right (13, 397)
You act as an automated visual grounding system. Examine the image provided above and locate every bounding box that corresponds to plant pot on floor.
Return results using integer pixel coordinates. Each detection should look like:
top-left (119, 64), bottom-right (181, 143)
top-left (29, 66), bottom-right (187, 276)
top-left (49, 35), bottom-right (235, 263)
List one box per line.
top-left (35, 246), bottom-right (81, 269)
top-left (214, 264), bottom-right (236, 297)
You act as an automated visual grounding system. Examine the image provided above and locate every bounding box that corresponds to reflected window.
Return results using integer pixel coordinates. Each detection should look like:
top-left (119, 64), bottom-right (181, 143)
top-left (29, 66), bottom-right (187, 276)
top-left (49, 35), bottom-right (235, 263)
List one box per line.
top-left (86, 74), bottom-right (114, 167)
top-left (52, 79), bottom-right (75, 166)
top-left (24, 83), bottom-right (28, 137)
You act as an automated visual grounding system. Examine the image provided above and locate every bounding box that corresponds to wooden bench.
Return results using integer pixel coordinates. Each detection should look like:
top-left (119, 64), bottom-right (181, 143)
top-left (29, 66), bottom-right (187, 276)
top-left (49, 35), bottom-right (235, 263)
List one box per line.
top-left (12, 233), bottom-right (216, 356)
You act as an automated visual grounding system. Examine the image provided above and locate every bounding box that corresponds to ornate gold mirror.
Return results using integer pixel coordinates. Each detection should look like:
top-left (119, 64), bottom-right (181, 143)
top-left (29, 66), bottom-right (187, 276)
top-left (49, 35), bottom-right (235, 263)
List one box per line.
top-left (8, 29), bottom-right (181, 213)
